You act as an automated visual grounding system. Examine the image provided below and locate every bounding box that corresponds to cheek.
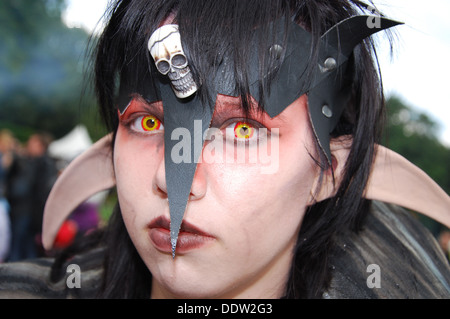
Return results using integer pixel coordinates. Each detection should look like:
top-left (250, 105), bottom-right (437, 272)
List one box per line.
top-left (204, 143), bottom-right (316, 253)
top-left (115, 134), bottom-right (150, 193)
top-left (201, 116), bottom-right (318, 257)
top-left (113, 126), bottom-right (164, 225)
top-left (206, 130), bottom-right (317, 213)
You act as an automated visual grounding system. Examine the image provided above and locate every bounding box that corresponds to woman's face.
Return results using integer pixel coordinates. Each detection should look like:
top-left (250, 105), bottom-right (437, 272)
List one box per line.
top-left (114, 93), bottom-right (319, 298)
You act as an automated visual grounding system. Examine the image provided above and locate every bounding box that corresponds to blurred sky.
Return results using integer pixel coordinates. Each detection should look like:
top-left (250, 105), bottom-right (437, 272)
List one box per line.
top-left (62, 0), bottom-right (450, 146)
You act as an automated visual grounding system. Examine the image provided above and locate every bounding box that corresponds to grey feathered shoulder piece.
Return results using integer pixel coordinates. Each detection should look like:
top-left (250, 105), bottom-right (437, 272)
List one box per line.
top-left (326, 201), bottom-right (450, 299)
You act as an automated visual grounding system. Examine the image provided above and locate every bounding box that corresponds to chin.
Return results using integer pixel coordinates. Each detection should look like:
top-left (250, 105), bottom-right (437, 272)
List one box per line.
top-left (146, 256), bottom-right (235, 298)
top-left (153, 275), bottom-right (228, 299)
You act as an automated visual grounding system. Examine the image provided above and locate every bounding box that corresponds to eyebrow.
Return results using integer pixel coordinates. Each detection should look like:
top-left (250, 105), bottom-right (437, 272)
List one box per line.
top-left (212, 95), bottom-right (289, 127)
top-left (120, 93), bottom-right (288, 127)
top-left (119, 95), bottom-right (164, 120)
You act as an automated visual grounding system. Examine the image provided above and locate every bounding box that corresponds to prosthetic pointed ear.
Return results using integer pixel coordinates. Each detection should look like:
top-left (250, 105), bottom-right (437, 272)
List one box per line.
top-left (312, 138), bottom-right (450, 228)
top-left (366, 145), bottom-right (450, 228)
top-left (42, 134), bottom-right (116, 250)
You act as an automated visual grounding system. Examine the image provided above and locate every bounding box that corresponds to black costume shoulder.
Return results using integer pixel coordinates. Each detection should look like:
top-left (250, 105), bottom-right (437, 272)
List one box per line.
top-left (0, 201), bottom-right (449, 298)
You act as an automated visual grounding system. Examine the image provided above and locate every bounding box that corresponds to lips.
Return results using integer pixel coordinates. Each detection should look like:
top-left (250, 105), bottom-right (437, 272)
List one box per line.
top-left (148, 216), bottom-right (214, 254)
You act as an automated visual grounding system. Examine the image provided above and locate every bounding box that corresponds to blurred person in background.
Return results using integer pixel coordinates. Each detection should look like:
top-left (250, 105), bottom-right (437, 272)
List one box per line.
top-left (0, 130), bottom-right (15, 262)
top-left (6, 132), bottom-right (58, 261)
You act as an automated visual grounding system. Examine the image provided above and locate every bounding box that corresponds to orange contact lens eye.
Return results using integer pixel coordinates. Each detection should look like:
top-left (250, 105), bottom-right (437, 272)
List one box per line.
top-left (141, 115), bottom-right (161, 131)
top-left (234, 122), bottom-right (254, 139)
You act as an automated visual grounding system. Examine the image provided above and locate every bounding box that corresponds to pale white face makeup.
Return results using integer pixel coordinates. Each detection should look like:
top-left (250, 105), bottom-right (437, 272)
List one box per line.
top-left (114, 94), bottom-right (319, 299)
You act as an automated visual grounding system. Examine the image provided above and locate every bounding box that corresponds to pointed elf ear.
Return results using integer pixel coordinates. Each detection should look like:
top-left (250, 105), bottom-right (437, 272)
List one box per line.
top-left (42, 134), bottom-right (116, 250)
top-left (310, 137), bottom-right (450, 228)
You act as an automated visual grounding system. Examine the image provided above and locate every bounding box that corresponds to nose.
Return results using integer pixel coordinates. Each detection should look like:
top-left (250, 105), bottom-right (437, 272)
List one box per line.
top-left (154, 156), bottom-right (207, 201)
top-left (154, 155), bottom-right (168, 199)
top-left (189, 163), bottom-right (207, 201)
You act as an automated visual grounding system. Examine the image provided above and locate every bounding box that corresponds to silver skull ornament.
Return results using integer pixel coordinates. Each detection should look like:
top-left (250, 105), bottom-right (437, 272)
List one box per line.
top-left (148, 24), bottom-right (198, 99)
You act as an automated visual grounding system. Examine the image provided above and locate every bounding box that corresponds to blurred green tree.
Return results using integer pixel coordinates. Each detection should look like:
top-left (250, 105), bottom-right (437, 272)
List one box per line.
top-left (0, 0), bottom-right (104, 142)
top-left (0, 0), bottom-right (67, 71)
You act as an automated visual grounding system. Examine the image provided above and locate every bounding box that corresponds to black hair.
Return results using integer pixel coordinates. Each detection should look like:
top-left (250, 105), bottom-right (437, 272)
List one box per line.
top-left (63, 0), bottom-right (389, 298)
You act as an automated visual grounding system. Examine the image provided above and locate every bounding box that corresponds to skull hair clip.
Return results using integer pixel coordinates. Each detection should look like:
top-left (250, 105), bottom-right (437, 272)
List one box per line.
top-left (148, 24), bottom-right (198, 99)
